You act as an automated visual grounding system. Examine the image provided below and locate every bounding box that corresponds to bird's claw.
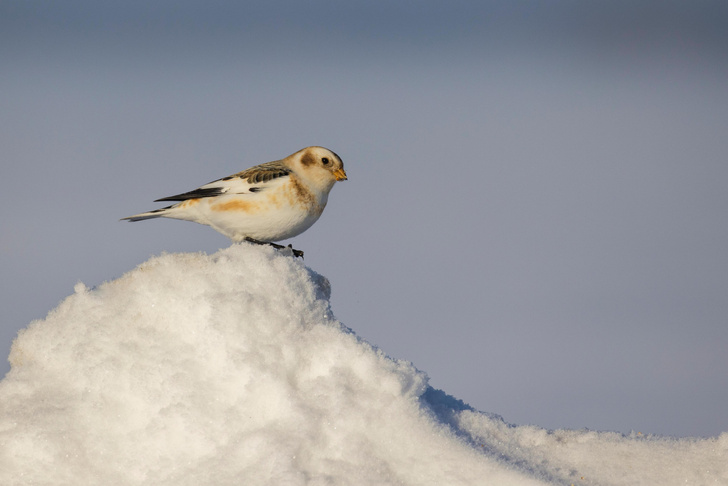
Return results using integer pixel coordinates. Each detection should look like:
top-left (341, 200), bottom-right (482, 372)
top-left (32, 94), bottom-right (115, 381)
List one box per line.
top-left (244, 237), bottom-right (303, 259)
top-left (287, 244), bottom-right (304, 259)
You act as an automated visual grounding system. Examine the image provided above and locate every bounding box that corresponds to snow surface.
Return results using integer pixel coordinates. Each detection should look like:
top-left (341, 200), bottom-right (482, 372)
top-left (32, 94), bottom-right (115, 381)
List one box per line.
top-left (0, 244), bottom-right (725, 486)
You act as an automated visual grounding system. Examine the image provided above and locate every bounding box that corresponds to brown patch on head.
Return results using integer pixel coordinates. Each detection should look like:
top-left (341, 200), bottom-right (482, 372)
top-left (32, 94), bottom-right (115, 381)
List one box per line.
top-left (299, 149), bottom-right (317, 167)
top-left (210, 199), bottom-right (260, 213)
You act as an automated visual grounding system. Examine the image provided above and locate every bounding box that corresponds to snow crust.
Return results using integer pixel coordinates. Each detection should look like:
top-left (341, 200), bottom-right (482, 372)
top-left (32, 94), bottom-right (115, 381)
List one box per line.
top-left (0, 244), bottom-right (725, 485)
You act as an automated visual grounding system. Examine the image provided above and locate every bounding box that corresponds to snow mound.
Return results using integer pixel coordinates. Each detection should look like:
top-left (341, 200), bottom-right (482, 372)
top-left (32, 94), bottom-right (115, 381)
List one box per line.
top-left (0, 245), bottom-right (725, 485)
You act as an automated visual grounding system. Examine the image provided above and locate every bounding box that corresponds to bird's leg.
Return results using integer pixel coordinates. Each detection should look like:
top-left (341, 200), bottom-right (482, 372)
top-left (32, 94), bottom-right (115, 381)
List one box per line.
top-left (244, 237), bottom-right (304, 259)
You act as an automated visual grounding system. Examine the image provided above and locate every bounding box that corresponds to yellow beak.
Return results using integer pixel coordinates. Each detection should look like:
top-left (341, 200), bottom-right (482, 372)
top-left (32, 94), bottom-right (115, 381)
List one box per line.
top-left (334, 168), bottom-right (348, 181)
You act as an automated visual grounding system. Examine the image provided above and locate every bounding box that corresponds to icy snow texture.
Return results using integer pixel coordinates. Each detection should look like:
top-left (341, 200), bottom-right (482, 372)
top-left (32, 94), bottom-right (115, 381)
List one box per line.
top-left (0, 245), bottom-right (725, 486)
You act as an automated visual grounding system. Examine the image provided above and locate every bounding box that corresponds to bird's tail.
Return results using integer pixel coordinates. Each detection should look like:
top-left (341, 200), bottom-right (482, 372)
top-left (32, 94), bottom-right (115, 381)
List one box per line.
top-left (120, 206), bottom-right (173, 222)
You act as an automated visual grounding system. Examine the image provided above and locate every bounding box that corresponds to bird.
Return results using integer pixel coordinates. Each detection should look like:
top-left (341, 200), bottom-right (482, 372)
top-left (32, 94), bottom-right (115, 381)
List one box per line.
top-left (122, 146), bottom-right (347, 257)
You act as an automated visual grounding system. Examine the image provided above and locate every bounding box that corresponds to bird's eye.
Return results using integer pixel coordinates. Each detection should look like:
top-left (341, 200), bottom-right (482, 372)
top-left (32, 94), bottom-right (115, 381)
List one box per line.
top-left (322, 157), bottom-right (330, 165)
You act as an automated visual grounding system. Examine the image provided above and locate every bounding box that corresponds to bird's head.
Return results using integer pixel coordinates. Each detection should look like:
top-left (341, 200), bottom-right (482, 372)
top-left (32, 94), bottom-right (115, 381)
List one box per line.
top-left (291, 146), bottom-right (347, 192)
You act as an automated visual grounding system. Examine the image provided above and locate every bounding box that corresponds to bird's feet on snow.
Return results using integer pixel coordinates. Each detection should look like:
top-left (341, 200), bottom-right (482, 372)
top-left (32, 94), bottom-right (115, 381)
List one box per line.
top-left (244, 237), bottom-right (304, 259)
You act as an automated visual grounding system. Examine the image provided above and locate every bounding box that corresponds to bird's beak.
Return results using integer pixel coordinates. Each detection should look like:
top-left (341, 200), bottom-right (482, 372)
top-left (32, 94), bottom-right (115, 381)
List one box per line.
top-left (334, 168), bottom-right (348, 181)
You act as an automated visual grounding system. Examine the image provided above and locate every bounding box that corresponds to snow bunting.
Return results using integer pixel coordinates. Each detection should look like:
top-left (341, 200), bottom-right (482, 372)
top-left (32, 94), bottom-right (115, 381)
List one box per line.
top-left (122, 146), bottom-right (347, 257)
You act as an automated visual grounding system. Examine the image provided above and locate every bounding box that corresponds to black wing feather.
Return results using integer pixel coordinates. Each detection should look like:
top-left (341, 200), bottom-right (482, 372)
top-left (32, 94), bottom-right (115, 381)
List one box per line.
top-left (153, 161), bottom-right (290, 202)
top-left (155, 187), bottom-right (225, 202)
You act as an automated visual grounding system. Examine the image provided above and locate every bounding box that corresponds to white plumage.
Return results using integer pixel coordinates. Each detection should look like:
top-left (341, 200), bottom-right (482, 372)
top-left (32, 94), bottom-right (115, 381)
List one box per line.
top-left (123, 146), bottom-right (347, 253)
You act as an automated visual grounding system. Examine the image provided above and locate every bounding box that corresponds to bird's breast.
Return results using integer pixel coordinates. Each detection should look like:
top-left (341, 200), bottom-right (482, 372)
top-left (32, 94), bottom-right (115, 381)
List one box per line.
top-left (284, 177), bottom-right (319, 210)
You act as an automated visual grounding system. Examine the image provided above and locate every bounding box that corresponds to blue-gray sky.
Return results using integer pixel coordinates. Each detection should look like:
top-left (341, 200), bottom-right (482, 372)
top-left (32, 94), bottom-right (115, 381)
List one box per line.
top-left (2, 1), bottom-right (727, 437)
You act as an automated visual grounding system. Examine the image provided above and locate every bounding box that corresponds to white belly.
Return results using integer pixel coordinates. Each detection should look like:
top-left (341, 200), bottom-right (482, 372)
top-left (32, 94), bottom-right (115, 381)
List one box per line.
top-left (172, 192), bottom-right (325, 242)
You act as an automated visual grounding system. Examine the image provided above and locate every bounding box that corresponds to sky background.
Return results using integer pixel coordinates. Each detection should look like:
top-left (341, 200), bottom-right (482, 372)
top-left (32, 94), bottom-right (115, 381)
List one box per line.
top-left (2, 1), bottom-right (727, 438)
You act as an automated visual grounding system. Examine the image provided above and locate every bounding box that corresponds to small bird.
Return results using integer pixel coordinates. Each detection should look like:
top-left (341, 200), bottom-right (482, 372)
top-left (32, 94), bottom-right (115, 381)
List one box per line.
top-left (122, 146), bottom-right (347, 257)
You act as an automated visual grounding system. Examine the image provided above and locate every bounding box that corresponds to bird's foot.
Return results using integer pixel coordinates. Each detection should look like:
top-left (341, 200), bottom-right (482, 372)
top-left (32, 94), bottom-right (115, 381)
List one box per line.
top-left (244, 237), bottom-right (304, 259)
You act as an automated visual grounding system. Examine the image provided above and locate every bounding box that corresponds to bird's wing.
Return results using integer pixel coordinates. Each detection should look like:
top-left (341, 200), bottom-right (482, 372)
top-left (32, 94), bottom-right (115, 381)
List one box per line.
top-left (234, 160), bottom-right (292, 184)
top-left (154, 161), bottom-right (291, 202)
